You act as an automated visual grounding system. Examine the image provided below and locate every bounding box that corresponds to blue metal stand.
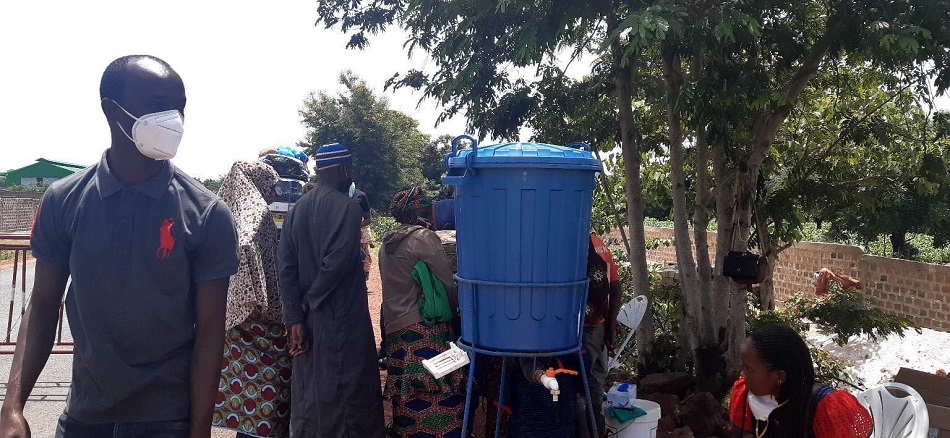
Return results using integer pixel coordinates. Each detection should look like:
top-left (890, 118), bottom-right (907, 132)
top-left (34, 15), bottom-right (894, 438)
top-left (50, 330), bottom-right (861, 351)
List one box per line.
top-left (456, 277), bottom-right (598, 438)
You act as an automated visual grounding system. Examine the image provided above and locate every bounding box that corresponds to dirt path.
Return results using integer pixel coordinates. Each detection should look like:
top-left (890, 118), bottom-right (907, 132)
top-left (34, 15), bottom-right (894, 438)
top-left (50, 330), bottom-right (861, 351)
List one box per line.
top-left (365, 257), bottom-right (394, 426)
top-left (0, 255), bottom-right (31, 271)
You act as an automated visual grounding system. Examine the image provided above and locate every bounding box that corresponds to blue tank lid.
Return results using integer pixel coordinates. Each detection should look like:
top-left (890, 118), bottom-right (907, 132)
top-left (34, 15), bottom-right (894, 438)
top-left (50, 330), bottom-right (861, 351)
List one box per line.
top-left (445, 135), bottom-right (603, 172)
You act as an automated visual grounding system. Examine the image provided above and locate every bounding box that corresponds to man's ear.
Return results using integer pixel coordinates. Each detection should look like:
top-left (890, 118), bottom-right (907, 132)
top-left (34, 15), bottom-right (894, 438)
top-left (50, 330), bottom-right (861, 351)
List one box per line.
top-left (101, 98), bottom-right (117, 123)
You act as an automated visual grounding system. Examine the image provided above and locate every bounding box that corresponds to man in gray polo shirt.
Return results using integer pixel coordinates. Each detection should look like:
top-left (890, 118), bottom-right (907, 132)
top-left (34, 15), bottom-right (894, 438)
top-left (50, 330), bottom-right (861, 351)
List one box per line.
top-left (0, 55), bottom-right (239, 438)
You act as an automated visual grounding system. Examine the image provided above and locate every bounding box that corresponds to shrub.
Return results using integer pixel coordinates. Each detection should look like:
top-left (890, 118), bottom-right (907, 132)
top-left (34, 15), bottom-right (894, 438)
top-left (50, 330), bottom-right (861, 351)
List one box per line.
top-left (608, 250), bottom-right (688, 375)
top-left (748, 284), bottom-right (919, 390)
top-left (370, 211), bottom-right (399, 246)
top-left (784, 284), bottom-right (920, 346)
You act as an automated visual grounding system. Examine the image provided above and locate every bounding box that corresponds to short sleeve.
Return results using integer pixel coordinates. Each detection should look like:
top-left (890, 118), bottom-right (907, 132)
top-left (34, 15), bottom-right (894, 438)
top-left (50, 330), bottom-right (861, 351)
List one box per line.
top-left (30, 189), bottom-right (71, 267)
top-left (812, 390), bottom-right (873, 438)
top-left (193, 200), bottom-right (240, 283)
top-left (729, 377), bottom-right (755, 433)
top-left (591, 234), bottom-right (620, 283)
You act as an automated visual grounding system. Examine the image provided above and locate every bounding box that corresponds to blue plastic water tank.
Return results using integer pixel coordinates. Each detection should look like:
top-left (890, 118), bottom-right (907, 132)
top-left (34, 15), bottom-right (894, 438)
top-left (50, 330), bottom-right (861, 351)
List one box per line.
top-left (443, 135), bottom-right (602, 353)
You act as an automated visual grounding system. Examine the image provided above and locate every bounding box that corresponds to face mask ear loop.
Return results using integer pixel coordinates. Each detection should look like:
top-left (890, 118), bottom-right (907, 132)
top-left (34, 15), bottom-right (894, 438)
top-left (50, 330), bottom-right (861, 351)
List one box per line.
top-left (109, 99), bottom-right (139, 143)
top-left (115, 121), bottom-right (136, 143)
top-left (110, 99), bottom-right (139, 121)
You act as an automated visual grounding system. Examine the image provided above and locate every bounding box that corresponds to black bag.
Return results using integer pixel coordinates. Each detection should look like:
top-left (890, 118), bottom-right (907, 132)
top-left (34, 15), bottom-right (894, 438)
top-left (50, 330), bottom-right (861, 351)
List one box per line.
top-left (722, 251), bottom-right (761, 281)
top-left (260, 154), bottom-right (310, 182)
top-left (722, 196), bottom-right (768, 284)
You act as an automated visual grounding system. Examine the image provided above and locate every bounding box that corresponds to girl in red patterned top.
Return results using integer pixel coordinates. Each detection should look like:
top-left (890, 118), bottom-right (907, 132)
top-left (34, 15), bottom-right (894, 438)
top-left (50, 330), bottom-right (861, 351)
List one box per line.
top-left (729, 324), bottom-right (873, 438)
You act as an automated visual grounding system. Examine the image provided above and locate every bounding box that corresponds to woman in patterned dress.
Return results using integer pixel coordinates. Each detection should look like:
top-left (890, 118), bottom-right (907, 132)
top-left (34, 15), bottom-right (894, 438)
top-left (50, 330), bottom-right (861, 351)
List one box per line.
top-left (213, 161), bottom-right (292, 438)
top-left (379, 185), bottom-right (466, 437)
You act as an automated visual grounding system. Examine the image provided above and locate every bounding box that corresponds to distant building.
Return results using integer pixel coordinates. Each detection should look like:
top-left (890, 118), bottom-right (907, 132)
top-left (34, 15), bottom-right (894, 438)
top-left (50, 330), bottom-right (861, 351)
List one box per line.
top-left (5, 158), bottom-right (86, 186)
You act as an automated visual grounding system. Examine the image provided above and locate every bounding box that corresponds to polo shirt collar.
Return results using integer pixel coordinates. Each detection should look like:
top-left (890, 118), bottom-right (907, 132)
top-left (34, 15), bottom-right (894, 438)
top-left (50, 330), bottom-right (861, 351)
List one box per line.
top-left (95, 150), bottom-right (175, 200)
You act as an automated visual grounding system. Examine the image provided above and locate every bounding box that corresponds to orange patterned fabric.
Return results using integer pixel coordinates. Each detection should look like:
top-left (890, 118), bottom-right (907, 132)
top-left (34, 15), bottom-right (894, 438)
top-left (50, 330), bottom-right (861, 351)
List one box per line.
top-left (390, 184), bottom-right (432, 218)
top-left (213, 309), bottom-right (292, 437)
top-left (586, 233), bottom-right (619, 327)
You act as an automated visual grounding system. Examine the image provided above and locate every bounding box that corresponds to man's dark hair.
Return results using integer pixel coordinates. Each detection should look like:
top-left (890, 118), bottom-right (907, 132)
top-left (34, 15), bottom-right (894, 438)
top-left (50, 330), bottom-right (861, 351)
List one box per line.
top-left (99, 55), bottom-right (172, 102)
top-left (749, 324), bottom-right (815, 438)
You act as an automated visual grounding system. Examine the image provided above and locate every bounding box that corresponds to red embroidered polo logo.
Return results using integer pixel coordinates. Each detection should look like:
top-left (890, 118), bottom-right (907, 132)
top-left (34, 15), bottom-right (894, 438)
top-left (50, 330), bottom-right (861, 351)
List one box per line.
top-left (157, 218), bottom-right (176, 261)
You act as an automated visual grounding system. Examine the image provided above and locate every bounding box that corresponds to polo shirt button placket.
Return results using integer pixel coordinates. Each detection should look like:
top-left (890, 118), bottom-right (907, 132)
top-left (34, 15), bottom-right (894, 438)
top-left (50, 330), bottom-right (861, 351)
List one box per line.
top-left (114, 190), bottom-right (135, 256)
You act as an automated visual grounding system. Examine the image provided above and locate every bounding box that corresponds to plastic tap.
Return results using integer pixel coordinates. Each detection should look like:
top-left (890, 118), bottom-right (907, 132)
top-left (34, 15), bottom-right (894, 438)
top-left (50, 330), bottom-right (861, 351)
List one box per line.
top-left (537, 367), bottom-right (578, 402)
top-left (539, 373), bottom-right (560, 401)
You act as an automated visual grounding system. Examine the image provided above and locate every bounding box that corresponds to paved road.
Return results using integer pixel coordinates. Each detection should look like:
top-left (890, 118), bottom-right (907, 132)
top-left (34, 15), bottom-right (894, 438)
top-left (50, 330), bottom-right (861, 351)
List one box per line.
top-left (0, 258), bottom-right (78, 436)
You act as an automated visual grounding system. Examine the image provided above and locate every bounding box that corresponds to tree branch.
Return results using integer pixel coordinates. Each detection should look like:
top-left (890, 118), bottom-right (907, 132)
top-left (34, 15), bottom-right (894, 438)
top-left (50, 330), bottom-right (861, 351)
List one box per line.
top-left (594, 148), bottom-right (633, 257)
top-left (749, 26), bottom-right (837, 169)
top-left (794, 82), bottom-right (912, 179)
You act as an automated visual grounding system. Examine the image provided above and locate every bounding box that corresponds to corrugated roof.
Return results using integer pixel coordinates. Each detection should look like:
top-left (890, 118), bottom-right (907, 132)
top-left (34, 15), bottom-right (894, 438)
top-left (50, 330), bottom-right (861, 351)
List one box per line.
top-left (36, 158), bottom-right (86, 169)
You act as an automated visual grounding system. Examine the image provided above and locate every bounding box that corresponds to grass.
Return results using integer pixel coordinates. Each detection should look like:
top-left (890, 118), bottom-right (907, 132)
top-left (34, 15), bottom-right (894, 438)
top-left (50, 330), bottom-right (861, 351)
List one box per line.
top-left (642, 216), bottom-right (950, 264)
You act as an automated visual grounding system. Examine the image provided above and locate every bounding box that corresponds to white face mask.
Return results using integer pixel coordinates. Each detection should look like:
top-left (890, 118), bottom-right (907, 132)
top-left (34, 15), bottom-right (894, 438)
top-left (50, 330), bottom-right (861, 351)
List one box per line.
top-left (113, 100), bottom-right (184, 160)
top-left (748, 393), bottom-right (780, 421)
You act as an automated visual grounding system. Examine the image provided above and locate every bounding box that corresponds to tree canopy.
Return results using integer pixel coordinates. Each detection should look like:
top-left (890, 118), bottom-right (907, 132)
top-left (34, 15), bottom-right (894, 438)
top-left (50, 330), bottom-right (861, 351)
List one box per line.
top-left (315, 0), bottom-right (950, 397)
top-left (299, 71), bottom-right (432, 210)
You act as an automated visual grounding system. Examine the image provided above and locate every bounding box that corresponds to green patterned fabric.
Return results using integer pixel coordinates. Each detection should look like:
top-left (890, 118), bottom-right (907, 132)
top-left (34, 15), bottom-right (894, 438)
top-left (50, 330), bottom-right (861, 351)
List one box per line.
top-left (384, 322), bottom-right (466, 437)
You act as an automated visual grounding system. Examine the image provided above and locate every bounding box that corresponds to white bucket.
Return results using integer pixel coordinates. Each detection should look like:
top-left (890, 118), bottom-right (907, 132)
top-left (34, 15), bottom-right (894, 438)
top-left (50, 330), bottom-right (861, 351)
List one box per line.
top-left (603, 399), bottom-right (661, 438)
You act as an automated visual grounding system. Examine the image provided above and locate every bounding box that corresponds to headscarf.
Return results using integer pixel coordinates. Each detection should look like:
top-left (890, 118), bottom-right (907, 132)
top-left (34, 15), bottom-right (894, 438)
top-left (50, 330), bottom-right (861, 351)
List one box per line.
top-left (314, 143), bottom-right (352, 170)
top-left (217, 160), bottom-right (283, 329)
top-left (390, 184), bottom-right (432, 219)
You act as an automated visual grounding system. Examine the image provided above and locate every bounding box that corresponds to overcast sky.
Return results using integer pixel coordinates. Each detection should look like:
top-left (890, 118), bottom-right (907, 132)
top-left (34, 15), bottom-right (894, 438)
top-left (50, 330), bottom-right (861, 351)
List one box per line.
top-left (1, 1), bottom-right (947, 180)
top-left (0, 0), bottom-right (471, 179)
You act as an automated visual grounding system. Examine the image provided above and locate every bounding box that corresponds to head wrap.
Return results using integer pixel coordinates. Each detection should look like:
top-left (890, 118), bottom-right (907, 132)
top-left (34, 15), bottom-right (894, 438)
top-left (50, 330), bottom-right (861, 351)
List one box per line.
top-left (390, 184), bottom-right (432, 219)
top-left (315, 143), bottom-right (352, 170)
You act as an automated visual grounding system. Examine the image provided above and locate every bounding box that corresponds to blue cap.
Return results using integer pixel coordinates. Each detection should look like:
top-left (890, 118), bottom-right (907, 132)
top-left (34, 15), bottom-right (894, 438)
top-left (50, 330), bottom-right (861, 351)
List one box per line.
top-left (315, 143), bottom-right (351, 169)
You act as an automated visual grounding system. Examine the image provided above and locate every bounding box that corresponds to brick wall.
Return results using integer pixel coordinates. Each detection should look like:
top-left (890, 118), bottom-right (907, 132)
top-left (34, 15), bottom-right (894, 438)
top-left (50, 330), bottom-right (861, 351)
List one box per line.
top-left (620, 226), bottom-right (950, 331)
top-left (771, 242), bottom-right (864, 302)
top-left (640, 227), bottom-right (720, 268)
top-left (0, 197), bottom-right (39, 232)
top-left (858, 256), bottom-right (950, 331)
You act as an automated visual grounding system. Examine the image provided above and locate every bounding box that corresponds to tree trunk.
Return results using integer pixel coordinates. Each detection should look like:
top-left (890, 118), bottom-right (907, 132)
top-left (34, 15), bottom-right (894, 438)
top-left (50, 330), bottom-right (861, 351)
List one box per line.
top-left (686, 56), bottom-right (715, 375)
top-left (661, 44), bottom-right (703, 375)
top-left (890, 231), bottom-right (912, 259)
top-left (755, 208), bottom-right (776, 311)
top-left (620, 87), bottom-right (654, 370)
top-left (759, 252), bottom-right (779, 311)
top-left (692, 127), bottom-right (714, 296)
top-left (608, 13), bottom-right (654, 371)
top-left (710, 23), bottom-right (837, 398)
top-left (686, 141), bottom-right (745, 399)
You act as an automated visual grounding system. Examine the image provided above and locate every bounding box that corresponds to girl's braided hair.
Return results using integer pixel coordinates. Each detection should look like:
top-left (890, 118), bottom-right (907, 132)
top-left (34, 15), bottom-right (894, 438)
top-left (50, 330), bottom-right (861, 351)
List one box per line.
top-left (749, 324), bottom-right (815, 438)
